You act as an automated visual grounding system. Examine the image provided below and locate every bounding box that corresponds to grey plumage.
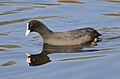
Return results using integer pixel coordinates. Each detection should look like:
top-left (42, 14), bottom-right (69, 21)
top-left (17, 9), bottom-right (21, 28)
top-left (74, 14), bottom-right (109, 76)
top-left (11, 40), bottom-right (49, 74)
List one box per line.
top-left (26, 20), bottom-right (101, 46)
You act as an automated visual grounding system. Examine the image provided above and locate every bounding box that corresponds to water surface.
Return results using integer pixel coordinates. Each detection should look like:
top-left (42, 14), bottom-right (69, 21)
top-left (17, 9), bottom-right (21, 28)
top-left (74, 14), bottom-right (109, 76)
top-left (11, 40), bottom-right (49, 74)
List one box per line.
top-left (0, 0), bottom-right (120, 79)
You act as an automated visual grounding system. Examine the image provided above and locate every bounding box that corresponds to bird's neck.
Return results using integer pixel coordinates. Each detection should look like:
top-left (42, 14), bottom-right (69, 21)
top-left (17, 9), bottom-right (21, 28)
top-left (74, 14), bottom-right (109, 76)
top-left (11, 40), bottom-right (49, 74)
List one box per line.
top-left (36, 24), bottom-right (53, 37)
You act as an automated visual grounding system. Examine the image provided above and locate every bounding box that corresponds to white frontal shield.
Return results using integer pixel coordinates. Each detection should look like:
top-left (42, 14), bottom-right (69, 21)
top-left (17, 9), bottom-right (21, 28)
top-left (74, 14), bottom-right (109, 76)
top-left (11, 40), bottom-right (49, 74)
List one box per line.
top-left (25, 23), bottom-right (30, 36)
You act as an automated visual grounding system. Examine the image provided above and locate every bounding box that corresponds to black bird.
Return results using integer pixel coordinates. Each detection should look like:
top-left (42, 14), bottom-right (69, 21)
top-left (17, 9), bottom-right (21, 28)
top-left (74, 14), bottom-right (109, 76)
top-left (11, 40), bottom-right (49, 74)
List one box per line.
top-left (25, 20), bottom-right (101, 46)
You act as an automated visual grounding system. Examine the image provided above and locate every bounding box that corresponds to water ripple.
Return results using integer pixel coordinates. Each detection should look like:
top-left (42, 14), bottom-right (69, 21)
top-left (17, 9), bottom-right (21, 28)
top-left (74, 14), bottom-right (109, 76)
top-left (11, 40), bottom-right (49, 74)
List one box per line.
top-left (0, 45), bottom-right (21, 48)
top-left (104, 0), bottom-right (120, 3)
top-left (103, 13), bottom-right (120, 16)
top-left (58, 55), bottom-right (106, 61)
top-left (0, 61), bottom-right (17, 66)
top-left (0, 15), bottom-right (64, 26)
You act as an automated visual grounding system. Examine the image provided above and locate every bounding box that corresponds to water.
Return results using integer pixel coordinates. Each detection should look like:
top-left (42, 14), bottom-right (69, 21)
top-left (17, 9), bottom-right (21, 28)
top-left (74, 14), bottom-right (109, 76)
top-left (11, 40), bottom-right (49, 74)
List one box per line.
top-left (0, 0), bottom-right (120, 79)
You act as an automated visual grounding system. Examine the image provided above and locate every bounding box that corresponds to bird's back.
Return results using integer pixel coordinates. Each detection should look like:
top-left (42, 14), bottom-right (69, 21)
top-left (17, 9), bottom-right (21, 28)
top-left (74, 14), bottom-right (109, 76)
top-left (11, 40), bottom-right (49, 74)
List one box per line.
top-left (44, 27), bottom-right (101, 46)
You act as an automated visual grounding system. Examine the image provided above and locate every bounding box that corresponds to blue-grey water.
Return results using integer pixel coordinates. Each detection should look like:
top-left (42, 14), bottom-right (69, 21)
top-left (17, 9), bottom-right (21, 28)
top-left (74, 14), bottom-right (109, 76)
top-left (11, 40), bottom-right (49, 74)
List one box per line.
top-left (0, 0), bottom-right (120, 79)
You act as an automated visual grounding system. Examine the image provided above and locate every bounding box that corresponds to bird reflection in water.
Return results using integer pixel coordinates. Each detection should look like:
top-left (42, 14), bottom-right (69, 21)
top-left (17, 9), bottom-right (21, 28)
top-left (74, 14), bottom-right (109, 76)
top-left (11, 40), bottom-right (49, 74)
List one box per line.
top-left (26, 41), bottom-right (105, 66)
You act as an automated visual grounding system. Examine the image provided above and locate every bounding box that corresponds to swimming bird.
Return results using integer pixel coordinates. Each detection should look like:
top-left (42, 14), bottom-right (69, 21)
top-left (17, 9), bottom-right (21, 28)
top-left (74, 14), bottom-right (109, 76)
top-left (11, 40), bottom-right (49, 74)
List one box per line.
top-left (25, 20), bottom-right (101, 46)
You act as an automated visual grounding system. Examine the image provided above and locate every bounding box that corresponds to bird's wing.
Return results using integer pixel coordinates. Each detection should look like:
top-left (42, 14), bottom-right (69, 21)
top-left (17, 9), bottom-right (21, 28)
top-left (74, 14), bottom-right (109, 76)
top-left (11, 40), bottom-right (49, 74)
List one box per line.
top-left (62, 28), bottom-right (90, 40)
